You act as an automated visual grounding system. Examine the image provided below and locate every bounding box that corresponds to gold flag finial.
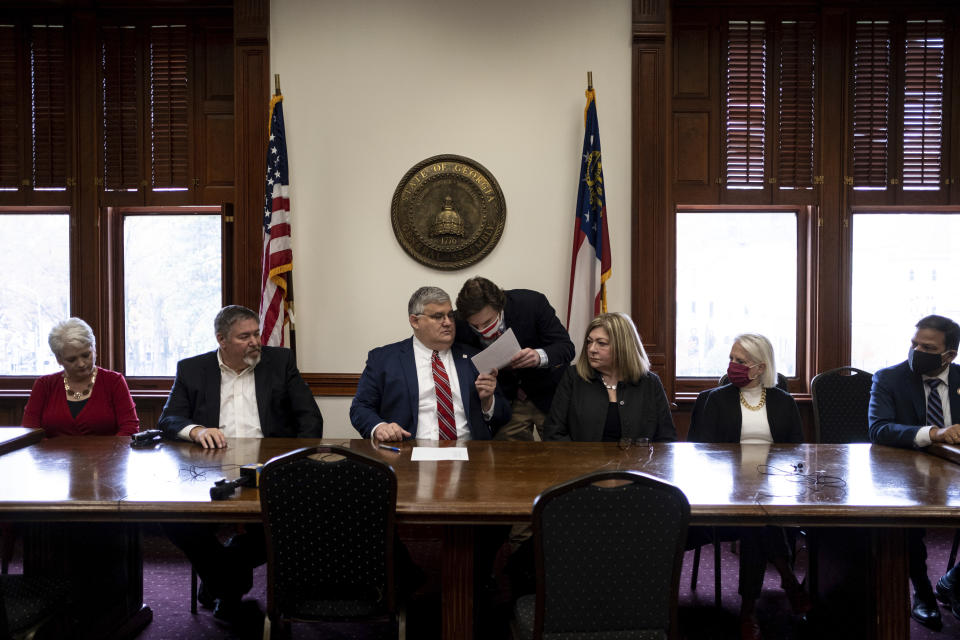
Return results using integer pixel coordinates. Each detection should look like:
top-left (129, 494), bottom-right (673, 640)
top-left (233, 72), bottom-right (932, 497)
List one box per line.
top-left (274, 74), bottom-right (281, 96)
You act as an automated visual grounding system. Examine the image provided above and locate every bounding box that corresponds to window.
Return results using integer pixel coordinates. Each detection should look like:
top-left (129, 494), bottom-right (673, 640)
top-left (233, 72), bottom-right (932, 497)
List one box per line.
top-left (851, 18), bottom-right (945, 194)
top-left (121, 208), bottom-right (223, 376)
top-left (0, 211), bottom-right (70, 375)
top-left (0, 9), bottom-right (235, 386)
top-left (851, 212), bottom-right (960, 372)
top-left (902, 19), bottom-right (944, 191)
top-left (852, 20), bottom-right (891, 191)
top-left (675, 209), bottom-right (798, 379)
top-left (725, 21), bottom-right (767, 189)
top-left (777, 20), bottom-right (816, 190)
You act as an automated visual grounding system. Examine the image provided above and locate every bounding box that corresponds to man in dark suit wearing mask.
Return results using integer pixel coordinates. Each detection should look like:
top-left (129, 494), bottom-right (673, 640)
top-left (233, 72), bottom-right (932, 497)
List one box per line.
top-left (869, 314), bottom-right (960, 630)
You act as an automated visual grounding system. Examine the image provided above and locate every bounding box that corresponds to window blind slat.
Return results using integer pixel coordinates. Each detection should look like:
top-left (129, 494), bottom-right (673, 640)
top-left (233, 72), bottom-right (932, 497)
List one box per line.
top-left (902, 19), bottom-right (943, 191)
top-left (777, 20), bottom-right (816, 190)
top-left (852, 20), bottom-right (890, 190)
top-left (31, 24), bottom-right (67, 189)
top-left (0, 25), bottom-right (18, 188)
top-left (149, 25), bottom-right (189, 189)
top-left (102, 25), bottom-right (139, 192)
top-left (725, 20), bottom-right (766, 190)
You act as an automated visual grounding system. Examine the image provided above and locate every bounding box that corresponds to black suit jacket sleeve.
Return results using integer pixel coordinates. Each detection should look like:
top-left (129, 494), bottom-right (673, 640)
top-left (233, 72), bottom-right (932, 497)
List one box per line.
top-left (158, 354), bottom-right (215, 439)
top-left (688, 384), bottom-right (802, 444)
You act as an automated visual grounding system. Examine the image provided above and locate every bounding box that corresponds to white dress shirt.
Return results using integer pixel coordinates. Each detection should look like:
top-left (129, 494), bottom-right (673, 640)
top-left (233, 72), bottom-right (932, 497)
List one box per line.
top-left (411, 336), bottom-right (471, 440)
top-left (177, 350), bottom-right (263, 441)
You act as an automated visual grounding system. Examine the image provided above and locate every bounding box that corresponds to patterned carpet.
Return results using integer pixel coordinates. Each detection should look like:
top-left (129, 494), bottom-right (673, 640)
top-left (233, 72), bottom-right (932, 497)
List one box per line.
top-left (7, 524), bottom-right (959, 638)
top-left (131, 525), bottom-right (960, 639)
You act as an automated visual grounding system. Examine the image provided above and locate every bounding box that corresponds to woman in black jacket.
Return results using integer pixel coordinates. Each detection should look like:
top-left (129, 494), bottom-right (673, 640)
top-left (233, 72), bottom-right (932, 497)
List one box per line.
top-left (688, 333), bottom-right (808, 640)
top-left (544, 312), bottom-right (675, 442)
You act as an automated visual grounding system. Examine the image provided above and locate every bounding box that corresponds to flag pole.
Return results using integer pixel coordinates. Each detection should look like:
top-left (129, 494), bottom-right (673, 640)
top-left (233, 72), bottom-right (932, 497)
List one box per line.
top-left (271, 73), bottom-right (296, 353)
top-left (587, 70), bottom-right (592, 91)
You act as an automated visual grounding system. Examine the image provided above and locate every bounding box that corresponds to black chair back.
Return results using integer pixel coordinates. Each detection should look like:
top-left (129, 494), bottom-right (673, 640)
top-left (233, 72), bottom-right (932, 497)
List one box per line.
top-left (810, 367), bottom-right (873, 443)
top-left (526, 470), bottom-right (690, 639)
top-left (260, 445), bottom-right (397, 626)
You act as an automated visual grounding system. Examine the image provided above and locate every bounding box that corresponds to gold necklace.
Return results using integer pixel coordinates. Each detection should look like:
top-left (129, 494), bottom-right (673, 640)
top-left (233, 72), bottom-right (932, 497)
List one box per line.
top-left (739, 386), bottom-right (766, 411)
top-left (63, 367), bottom-right (97, 400)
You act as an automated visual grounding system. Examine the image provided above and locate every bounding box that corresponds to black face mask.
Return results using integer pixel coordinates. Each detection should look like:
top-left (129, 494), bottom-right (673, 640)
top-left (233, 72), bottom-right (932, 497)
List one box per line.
top-left (908, 347), bottom-right (945, 376)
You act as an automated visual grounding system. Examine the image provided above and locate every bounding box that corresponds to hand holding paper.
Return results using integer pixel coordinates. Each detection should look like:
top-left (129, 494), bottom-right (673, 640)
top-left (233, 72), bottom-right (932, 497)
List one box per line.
top-left (470, 328), bottom-right (521, 373)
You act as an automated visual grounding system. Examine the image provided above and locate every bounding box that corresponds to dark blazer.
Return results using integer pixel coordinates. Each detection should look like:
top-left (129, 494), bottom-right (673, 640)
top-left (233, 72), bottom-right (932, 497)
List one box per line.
top-left (543, 365), bottom-right (676, 442)
top-left (349, 337), bottom-right (511, 440)
top-left (687, 383), bottom-right (803, 444)
top-left (158, 346), bottom-right (323, 439)
top-left (455, 289), bottom-right (574, 413)
top-left (868, 360), bottom-right (960, 448)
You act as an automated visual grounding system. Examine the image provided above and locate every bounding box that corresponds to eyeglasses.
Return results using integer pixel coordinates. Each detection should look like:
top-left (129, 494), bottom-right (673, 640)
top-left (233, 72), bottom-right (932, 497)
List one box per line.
top-left (618, 437), bottom-right (652, 452)
top-left (416, 311), bottom-right (456, 322)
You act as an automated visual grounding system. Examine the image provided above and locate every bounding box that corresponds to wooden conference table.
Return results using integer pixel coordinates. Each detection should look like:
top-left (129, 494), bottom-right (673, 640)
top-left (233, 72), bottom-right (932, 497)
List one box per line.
top-left (1, 436), bottom-right (959, 640)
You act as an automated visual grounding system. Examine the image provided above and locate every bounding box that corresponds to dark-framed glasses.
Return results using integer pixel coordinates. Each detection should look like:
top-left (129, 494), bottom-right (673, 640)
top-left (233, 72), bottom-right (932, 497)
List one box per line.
top-left (417, 311), bottom-right (457, 322)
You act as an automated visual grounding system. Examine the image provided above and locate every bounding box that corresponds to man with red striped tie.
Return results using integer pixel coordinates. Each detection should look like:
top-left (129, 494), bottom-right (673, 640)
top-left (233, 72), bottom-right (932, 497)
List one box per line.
top-left (350, 286), bottom-right (511, 442)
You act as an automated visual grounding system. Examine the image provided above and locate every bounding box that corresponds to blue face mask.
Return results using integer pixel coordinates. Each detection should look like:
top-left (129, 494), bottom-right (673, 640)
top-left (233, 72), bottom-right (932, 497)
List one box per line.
top-left (908, 347), bottom-right (945, 376)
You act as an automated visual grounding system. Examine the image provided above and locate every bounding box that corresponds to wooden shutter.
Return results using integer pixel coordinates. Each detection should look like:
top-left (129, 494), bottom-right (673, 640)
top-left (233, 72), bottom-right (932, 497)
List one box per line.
top-left (0, 25), bottom-right (18, 189)
top-left (777, 20), bottom-right (816, 190)
top-left (31, 24), bottom-right (67, 189)
top-left (101, 25), bottom-right (139, 192)
top-left (902, 19), bottom-right (944, 191)
top-left (725, 20), bottom-right (766, 189)
top-left (149, 24), bottom-right (188, 190)
top-left (852, 20), bottom-right (890, 190)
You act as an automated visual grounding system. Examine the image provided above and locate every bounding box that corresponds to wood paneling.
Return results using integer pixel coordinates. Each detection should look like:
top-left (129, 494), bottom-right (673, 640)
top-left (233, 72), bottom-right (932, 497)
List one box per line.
top-left (633, 1), bottom-right (672, 393)
top-left (232, 0), bottom-right (268, 310)
top-left (674, 26), bottom-right (710, 97)
top-left (673, 112), bottom-right (710, 183)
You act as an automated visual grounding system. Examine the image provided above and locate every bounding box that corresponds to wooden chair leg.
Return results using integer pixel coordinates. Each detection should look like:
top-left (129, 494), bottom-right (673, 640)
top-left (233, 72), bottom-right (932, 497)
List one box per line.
top-left (190, 566), bottom-right (198, 614)
top-left (691, 545), bottom-right (701, 591)
top-left (713, 533), bottom-right (722, 608)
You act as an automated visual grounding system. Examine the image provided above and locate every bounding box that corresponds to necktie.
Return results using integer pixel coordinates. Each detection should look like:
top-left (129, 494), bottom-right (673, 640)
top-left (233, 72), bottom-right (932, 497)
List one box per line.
top-left (432, 351), bottom-right (457, 440)
top-left (927, 379), bottom-right (945, 428)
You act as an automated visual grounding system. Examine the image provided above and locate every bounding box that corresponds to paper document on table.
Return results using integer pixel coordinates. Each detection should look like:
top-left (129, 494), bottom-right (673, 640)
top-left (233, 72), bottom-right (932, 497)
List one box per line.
top-left (470, 328), bottom-right (521, 374)
top-left (411, 447), bottom-right (470, 461)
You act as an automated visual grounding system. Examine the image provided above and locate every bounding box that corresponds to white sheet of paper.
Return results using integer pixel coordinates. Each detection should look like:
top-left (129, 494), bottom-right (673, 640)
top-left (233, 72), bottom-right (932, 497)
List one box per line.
top-left (470, 328), bottom-right (521, 374)
top-left (411, 447), bottom-right (470, 461)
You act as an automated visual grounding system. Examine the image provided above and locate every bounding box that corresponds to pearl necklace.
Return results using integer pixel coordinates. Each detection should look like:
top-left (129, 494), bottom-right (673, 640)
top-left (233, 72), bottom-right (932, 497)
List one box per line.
top-left (599, 374), bottom-right (617, 390)
top-left (739, 386), bottom-right (766, 411)
top-left (63, 367), bottom-right (97, 400)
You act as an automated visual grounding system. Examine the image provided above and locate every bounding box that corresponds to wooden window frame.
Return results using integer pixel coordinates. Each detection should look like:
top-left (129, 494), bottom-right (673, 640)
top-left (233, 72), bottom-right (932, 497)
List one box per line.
top-left (672, 204), bottom-right (812, 399)
top-left (103, 204), bottom-right (230, 391)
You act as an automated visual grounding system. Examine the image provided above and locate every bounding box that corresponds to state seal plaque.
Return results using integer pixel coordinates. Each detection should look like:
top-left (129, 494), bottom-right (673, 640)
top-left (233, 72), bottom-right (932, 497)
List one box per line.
top-left (391, 154), bottom-right (506, 270)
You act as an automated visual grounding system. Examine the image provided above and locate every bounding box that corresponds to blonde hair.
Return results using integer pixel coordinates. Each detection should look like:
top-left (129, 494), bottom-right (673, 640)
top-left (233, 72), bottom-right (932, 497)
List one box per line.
top-left (733, 333), bottom-right (777, 388)
top-left (575, 313), bottom-right (650, 383)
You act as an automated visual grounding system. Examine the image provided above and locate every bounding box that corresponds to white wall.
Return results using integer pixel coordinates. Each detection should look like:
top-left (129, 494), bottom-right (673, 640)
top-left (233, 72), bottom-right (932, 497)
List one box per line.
top-left (271, 0), bottom-right (633, 437)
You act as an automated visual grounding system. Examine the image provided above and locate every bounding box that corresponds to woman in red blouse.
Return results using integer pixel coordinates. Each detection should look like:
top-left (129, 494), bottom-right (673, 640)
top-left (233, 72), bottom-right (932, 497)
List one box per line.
top-left (22, 318), bottom-right (139, 436)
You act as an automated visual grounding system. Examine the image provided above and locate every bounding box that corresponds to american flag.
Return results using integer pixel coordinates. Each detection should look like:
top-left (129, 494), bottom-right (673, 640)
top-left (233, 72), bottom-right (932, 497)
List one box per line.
top-left (566, 86), bottom-right (611, 353)
top-left (259, 95), bottom-right (293, 347)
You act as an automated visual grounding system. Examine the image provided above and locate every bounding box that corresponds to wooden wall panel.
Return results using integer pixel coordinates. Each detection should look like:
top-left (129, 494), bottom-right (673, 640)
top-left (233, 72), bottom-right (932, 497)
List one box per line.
top-left (633, 2), bottom-right (672, 393)
top-left (673, 112), bottom-right (710, 183)
top-left (232, 0), bottom-right (269, 310)
top-left (674, 25), bottom-right (710, 97)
